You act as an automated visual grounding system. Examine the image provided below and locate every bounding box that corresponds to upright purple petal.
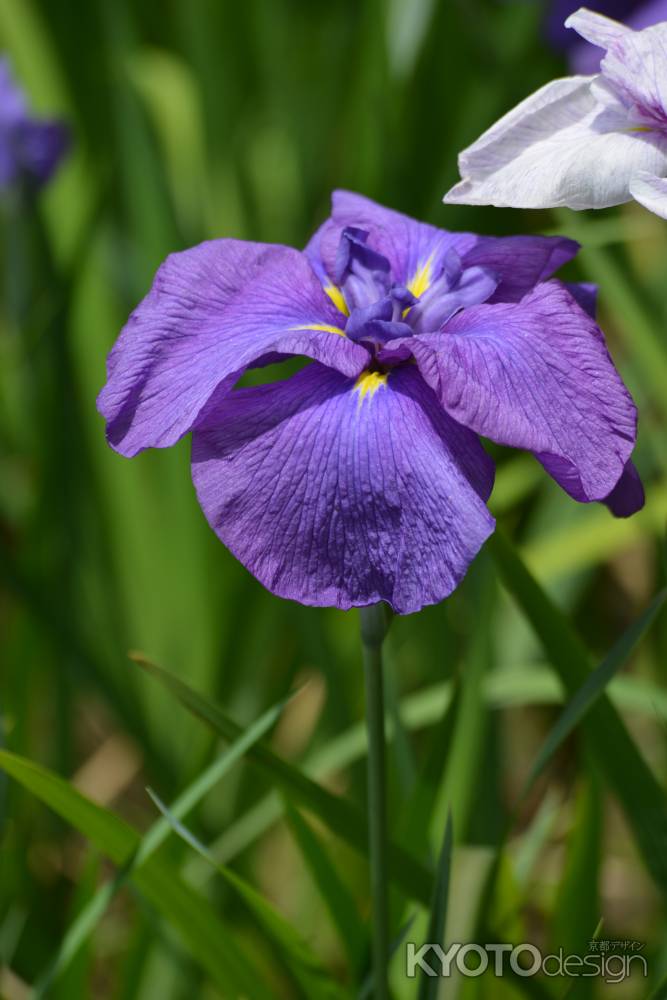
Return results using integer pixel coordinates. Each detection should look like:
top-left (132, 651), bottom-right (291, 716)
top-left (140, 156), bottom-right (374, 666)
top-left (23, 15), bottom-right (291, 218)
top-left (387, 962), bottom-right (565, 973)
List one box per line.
top-left (319, 190), bottom-right (475, 290)
top-left (97, 240), bottom-right (369, 457)
top-left (400, 281), bottom-right (638, 503)
top-left (311, 191), bottom-right (581, 306)
top-left (192, 364), bottom-right (495, 614)
top-left (462, 234), bottom-right (579, 303)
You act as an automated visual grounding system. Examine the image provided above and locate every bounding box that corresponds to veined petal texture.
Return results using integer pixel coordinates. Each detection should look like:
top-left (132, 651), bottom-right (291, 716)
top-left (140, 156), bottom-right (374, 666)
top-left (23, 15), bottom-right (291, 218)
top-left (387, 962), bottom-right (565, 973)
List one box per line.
top-left (97, 240), bottom-right (369, 456)
top-left (192, 364), bottom-right (495, 614)
top-left (404, 282), bottom-right (637, 502)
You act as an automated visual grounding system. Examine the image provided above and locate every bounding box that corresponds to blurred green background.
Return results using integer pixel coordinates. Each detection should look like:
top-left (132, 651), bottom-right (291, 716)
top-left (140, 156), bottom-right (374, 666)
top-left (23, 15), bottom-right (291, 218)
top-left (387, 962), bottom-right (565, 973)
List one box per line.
top-left (2, 0), bottom-right (667, 997)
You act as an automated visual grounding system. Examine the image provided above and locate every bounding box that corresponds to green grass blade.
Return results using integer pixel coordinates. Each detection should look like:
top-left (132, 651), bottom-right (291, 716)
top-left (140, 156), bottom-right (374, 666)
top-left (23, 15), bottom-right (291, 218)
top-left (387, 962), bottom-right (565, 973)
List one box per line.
top-left (418, 812), bottom-right (453, 1000)
top-left (647, 971), bottom-right (667, 1000)
top-left (133, 653), bottom-right (434, 906)
top-left (32, 690), bottom-right (294, 995)
top-left (358, 915), bottom-right (416, 1000)
top-left (148, 789), bottom-right (348, 1000)
top-left (525, 588), bottom-right (667, 792)
top-left (398, 680), bottom-right (461, 862)
top-left (186, 666), bottom-right (667, 880)
top-left (0, 751), bottom-right (270, 999)
top-left (488, 530), bottom-right (667, 896)
top-left (284, 801), bottom-right (367, 975)
top-left (551, 776), bottom-right (602, 965)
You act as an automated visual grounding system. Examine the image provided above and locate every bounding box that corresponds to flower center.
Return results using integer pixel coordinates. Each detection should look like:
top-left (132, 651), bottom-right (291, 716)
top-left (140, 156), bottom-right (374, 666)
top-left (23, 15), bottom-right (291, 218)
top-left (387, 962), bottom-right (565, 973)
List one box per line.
top-left (332, 227), bottom-right (499, 351)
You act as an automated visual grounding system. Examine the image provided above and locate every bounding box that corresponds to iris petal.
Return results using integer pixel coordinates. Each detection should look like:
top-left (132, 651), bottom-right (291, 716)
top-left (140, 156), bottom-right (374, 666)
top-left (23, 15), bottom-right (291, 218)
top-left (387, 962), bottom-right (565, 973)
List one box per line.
top-left (398, 281), bottom-right (637, 504)
top-left (444, 76), bottom-right (667, 210)
top-left (191, 363), bottom-right (495, 614)
top-left (97, 241), bottom-right (369, 457)
top-left (629, 170), bottom-right (667, 217)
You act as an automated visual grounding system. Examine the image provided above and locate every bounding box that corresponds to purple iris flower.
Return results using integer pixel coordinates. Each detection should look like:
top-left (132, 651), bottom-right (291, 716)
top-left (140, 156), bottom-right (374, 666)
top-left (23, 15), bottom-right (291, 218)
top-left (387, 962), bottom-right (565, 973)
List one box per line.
top-left (0, 57), bottom-right (69, 192)
top-left (547, 0), bottom-right (667, 72)
top-left (98, 192), bottom-right (643, 614)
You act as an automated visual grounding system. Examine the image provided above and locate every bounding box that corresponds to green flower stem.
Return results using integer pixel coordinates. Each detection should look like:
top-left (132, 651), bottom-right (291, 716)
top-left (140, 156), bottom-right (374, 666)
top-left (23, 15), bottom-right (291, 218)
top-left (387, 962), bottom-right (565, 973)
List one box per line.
top-left (360, 603), bottom-right (392, 999)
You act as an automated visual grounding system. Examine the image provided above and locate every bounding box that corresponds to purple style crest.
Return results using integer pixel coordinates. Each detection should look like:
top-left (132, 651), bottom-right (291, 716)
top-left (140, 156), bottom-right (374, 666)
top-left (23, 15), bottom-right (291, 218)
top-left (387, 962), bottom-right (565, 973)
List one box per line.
top-left (98, 191), bottom-right (644, 614)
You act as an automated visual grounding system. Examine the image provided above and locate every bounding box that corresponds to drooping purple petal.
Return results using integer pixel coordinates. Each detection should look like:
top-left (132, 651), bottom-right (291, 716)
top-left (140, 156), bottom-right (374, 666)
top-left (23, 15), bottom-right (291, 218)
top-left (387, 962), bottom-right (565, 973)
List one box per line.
top-left (398, 281), bottom-right (637, 504)
top-left (538, 453), bottom-right (644, 516)
top-left (97, 240), bottom-right (370, 457)
top-left (603, 459), bottom-right (645, 516)
top-left (191, 363), bottom-right (495, 614)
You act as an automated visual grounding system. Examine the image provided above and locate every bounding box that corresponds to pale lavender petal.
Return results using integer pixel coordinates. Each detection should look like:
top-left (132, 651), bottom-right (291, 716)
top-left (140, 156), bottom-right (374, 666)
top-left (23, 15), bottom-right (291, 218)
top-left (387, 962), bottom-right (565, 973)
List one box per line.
top-left (97, 241), bottom-right (369, 456)
top-left (599, 21), bottom-right (667, 128)
top-left (401, 282), bottom-right (637, 503)
top-left (192, 364), bottom-right (495, 614)
top-left (629, 170), bottom-right (667, 217)
top-left (565, 8), bottom-right (632, 49)
top-left (566, 1), bottom-right (667, 75)
top-left (444, 76), bottom-right (667, 210)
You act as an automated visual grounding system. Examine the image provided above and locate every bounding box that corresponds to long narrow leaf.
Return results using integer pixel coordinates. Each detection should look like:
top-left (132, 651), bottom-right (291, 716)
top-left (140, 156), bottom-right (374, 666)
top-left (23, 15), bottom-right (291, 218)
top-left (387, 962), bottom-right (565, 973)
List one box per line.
top-left (488, 530), bottom-right (667, 895)
top-left (133, 653), bottom-right (434, 906)
top-left (525, 588), bottom-right (667, 792)
top-left (148, 790), bottom-right (348, 1000)
top-left (418, 812), bottom-right (453, 1000)
top-left (33, 690), bottom-right (294, 995)
top-left (0, 751), bottom-right (270, 999)
top-left (284, 801), bottom-right (367, 975)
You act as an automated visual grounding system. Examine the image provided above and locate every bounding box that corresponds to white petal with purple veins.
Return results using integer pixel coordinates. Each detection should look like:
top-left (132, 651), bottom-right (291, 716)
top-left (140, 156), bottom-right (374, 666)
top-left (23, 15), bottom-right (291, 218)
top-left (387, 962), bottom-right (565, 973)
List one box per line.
top-left (445, 76), bottom-right (667, 210)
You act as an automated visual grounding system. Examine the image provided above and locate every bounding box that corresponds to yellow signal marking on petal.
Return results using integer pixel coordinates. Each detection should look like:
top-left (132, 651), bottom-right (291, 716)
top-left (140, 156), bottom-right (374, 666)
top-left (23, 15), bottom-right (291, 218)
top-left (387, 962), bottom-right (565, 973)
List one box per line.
top-left (291, 323), bottom-right (347, 336)
top-left (406, 252), bottom-right (436, 299)
top-left (354, 369), bottom-right (388, 403)
top-left (324, 284), bottom-right (349, 316)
